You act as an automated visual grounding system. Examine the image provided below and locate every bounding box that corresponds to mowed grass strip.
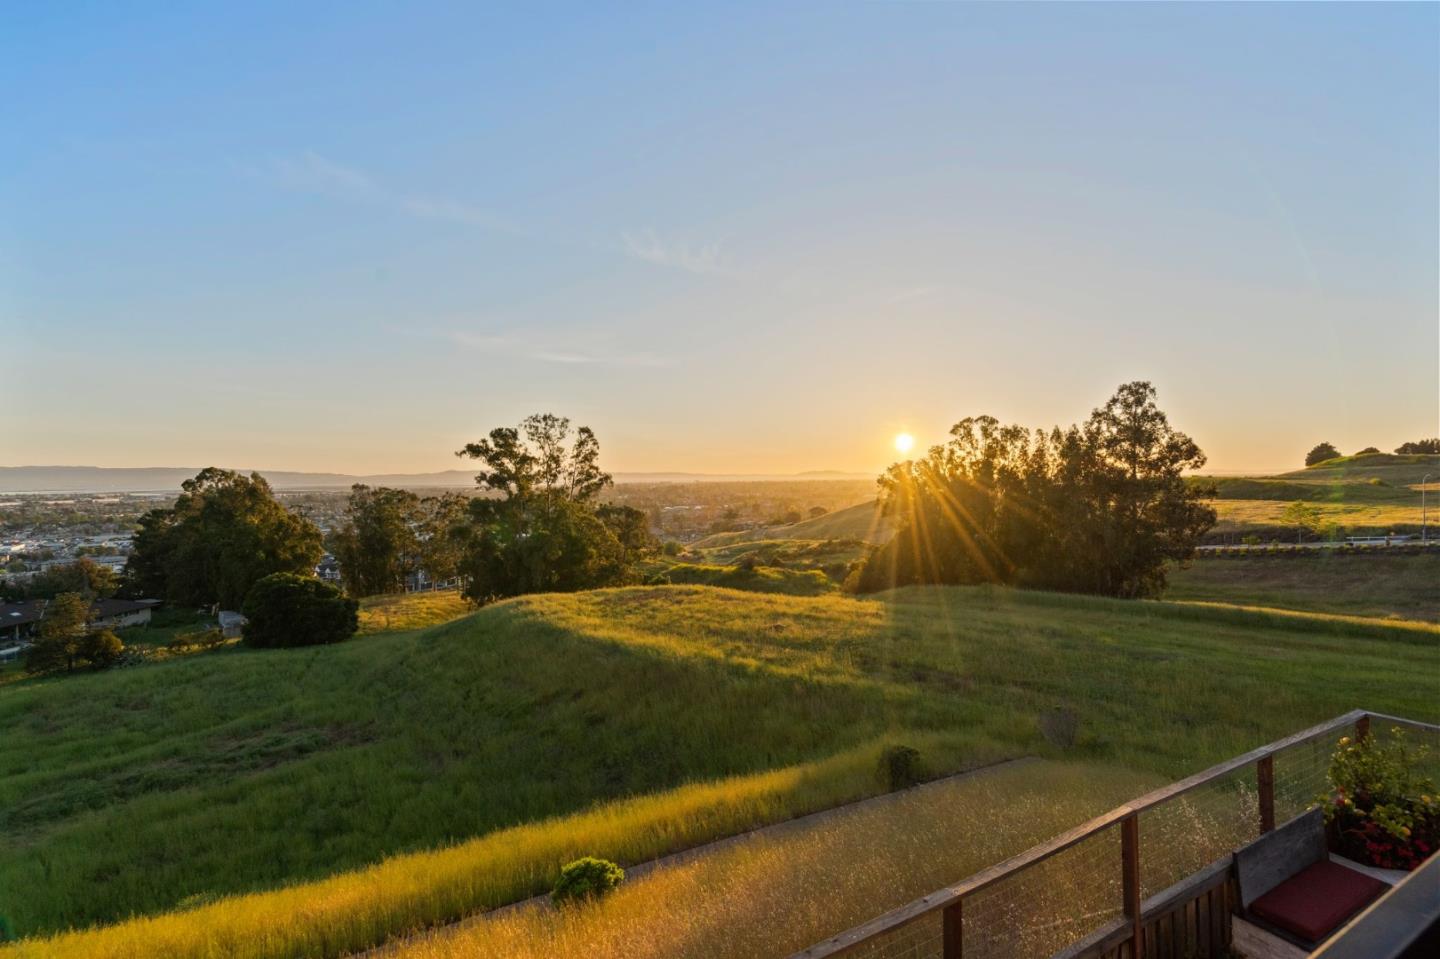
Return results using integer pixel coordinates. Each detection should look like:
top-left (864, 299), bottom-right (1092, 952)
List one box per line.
top-left (384, 761), bottom-right (1160, 959)
top-left (1, 584), bottom-right (1435, 950)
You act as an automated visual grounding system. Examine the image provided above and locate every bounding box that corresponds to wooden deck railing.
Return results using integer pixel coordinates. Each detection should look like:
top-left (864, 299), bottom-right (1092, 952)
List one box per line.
top-left (790, 709), bottom-right (1440, 959)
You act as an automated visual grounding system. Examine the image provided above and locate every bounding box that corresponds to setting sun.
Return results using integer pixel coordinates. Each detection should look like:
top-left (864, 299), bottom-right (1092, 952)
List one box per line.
top-left (894, 432), bottom-right (915, 455)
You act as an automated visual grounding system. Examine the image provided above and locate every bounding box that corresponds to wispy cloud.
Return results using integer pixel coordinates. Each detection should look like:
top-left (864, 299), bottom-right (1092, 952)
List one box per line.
top-left (621, 229), bottom-right (730, 275)
top-left (444, 329), bottom-right (671, 368)
top-left (255, 152), bottom-right (734, 278)
top-left (257, 150), bottom-right (525, 236)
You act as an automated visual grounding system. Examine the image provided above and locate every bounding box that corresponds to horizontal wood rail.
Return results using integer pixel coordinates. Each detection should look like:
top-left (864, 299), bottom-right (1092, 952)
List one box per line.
top-left (790, 709), bottom-right (1440, 959)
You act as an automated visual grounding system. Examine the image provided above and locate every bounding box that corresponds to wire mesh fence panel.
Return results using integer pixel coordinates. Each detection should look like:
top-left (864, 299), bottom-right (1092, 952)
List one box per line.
top-left (1137, 768), bottom-right (1257, 899)
top-left (960, 826), bottom-right (1123, 959)
top-left (1374, 719), bottom-right (1440, 780)
top-left (1272, 730), bottom-right (1343, 823)
top-left (840, 913), bottom-right (944, 959)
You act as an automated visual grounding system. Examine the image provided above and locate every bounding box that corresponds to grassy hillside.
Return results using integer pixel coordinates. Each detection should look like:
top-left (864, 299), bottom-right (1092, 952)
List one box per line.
top-left (1285, 452), bottom-right (1439, 486)
top-left (693, 500), bottom-right (894, 548)
top-left (690, 537), bottom-right (871, 571)
top-left (2, 585), bottom-right (1435, 953)
top-left (645, 561), bottom-right (837, 596)
top-left (357, 589), bottom-right (472, 634)
top-left (1169, 552), bottom-right (1440, 622)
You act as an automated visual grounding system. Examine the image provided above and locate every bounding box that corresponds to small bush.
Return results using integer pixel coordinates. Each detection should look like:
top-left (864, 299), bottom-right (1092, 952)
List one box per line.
top-left (81, 629), bottom-right (125, 669)
top-left (1322, 728), bottom-right (1438, 870)
top-left (552, 857), bottom-right (625, 905)
top-left (878, 744), bottom-right (926, 791)
top-left (241, 574), bottom-right (359, 649)
top-left (1039, 707), bottom-right (1081, 748)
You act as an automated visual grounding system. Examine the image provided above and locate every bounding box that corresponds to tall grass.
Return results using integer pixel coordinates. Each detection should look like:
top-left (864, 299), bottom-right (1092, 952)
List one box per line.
top-left (374, 761), bottom-right (1160, 959)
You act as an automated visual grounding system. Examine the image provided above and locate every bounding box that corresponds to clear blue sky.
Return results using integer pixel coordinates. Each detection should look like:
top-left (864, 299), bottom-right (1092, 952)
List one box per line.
top-left (4, 2), bottom-right (1436, 475)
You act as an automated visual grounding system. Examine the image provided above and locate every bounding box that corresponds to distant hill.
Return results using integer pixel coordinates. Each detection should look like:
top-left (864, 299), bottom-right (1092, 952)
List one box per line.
top-left (0, 466), bottom-right (877, 494)
top-left (1283, 453), bottom-right (1439, 487)
top-left (1190, 453), bottom-right (1438, 504)
top-left (693, 499), bottom-right (896, 548)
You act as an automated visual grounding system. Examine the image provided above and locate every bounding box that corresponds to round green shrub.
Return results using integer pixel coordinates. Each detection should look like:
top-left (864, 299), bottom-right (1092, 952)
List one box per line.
top-left (551, 857), bottom-right (625, 905)
top-left (241, 573), bottom-right (358, 649)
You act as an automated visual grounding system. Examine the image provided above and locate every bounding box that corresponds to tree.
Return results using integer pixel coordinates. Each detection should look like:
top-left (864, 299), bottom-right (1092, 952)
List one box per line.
top-left (1305, 442), bottom-right (1341, 466)
top-left (329, 485), bottom-right (423, 597)
top-left (27, 592), bottom-right (90, 673)
top-left (854, 382), bottom-right (1215, 599)
top-left (596, 504), bottom-right (658, 566)
top-left (457, 413), bottom-right (611, 504)
top-left (1280, 500), bottom-right (1324, 543)
top-left (809, 506), bottom-right (829, 518)
top-left (417, 492), bottom-right (471, 585)
top-left (241, 573), bottom-right (358, 649)
top-left (1395, 439), bottom-right (1440, 454)
top-left (23, 558), bottom-right (119, 600)
top-left (1355, 447), bottom-right (1380, 456)
top-left (125, 468), bottom-right (324, 608)
top-left (455, 414), bottom-right (637, 605)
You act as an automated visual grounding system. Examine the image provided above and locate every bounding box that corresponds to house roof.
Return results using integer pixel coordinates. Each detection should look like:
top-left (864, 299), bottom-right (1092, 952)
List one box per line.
top-left (0, 599), bottom-right (48, 628)
top-left (90, 598), bottom-right (161, 619)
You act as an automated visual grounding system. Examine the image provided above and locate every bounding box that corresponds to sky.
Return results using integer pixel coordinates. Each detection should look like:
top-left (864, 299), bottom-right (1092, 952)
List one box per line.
top-left (3, 2), bottom-right (1437, 476)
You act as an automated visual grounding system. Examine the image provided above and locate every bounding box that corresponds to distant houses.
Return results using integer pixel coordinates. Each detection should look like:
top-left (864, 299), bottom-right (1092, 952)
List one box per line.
top-left (90, 598), bottom-right (161, 630)
top-left (1, 599), bottom-right (49, 643)
top-left (0, 597), bottom-right (162, 661)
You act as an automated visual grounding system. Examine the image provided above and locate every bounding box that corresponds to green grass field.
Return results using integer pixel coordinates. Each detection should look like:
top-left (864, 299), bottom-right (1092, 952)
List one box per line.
top-left (693, 500), bottom-right (894, 548)
top-left (2, 584), bottom-right (1435, 956)
top-left (645, 561), bottom-right (837, 595)
top-left (1169, 552), bottom-right (1440, 622)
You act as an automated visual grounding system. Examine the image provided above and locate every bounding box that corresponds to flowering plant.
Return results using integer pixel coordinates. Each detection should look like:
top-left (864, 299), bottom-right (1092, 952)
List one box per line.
top-left (1321, 728), bottom-right (1438, 871)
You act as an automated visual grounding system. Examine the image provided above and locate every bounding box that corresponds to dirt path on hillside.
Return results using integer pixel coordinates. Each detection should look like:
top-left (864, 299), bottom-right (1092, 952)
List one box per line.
top-left (359, 756), bottom-right (1037, 956)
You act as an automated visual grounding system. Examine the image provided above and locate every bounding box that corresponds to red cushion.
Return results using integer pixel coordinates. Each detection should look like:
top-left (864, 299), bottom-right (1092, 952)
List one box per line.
top-left (1250, 859), bottom-right (1388, 943)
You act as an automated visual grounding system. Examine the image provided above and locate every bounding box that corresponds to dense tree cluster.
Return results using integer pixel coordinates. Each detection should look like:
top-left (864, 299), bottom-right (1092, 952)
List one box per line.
top-left (125, 469), bottom-right (324, 608)
top-left (1395, 439), bottom-right (1440, 455)
top-left (328, 486), bottom-right (469, 598)
top-left (853, 382), bottom-right (1215, 599)
top-left (2, 557), bottom-right (118, 602)
top-left (455, 414), bottom-right (655, 605)
top-left (1305, 442), bottom-right (1341, 466)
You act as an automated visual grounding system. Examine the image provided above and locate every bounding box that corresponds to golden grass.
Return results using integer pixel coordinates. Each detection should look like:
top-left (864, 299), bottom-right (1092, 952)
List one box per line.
top-left (382, 761), bottom-right (1160, 959)
top-left (0, 735), bottom-right (1012, 959)
top-left (1211, 498), bottom-right (1426, 531)
top-left (356, 590), bottom-right (472, 635)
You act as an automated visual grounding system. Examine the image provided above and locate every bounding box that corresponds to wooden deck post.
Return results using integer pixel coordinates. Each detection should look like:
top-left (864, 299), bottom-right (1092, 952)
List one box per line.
top-left (1355, 714), bottom-right (1371, 742)
top-left (1257, 754), bottom-right (1275, 833)
top-left (942, 898), bottom-right (962, 958)
top-left (1122, 813), bottom-right (1143, 959)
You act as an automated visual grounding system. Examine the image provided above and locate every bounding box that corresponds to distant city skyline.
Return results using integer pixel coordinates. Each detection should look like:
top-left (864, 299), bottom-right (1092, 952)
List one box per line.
top-left (4, 2), bottom-right (1436, 476)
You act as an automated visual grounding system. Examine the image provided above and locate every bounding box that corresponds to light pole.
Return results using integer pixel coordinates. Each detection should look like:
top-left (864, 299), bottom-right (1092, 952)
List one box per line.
top-left (1423, 473), bottom-right (1433, 545)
